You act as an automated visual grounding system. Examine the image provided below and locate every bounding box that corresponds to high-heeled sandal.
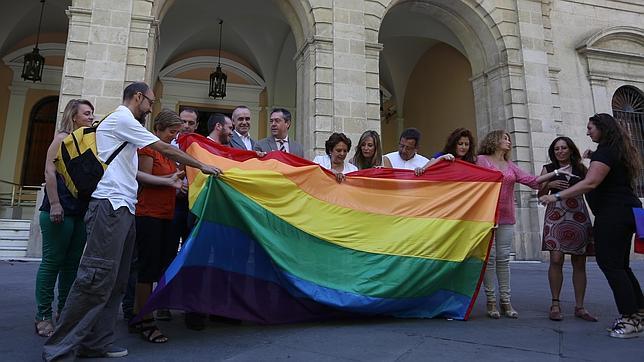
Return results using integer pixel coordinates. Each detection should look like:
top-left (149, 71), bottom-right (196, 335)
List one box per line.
top-left (574, 306), bottom-right (598, 322)
top-left (500, 301), bottom-right (519, 318)
top-left (549, 299), bottom-right (563, 321)
top-left (486, 302), bottom-right (500, 319)
top-left (35, 319), bottom-right (54, 337)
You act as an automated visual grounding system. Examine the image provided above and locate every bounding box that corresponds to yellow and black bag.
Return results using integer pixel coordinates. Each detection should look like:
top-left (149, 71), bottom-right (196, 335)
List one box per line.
top-left (55, 117), bottom-right (126, 200)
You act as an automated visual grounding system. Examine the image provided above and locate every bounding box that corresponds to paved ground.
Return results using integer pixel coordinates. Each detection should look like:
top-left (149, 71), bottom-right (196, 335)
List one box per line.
top-left (2, 259), bottom-right (643, 361)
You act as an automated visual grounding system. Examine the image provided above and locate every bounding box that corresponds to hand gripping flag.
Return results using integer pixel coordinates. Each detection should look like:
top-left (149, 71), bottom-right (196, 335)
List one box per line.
top-left (137, 134), bottom-right (502, 323)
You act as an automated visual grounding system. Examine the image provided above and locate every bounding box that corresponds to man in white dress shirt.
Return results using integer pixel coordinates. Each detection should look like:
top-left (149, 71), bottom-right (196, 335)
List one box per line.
top-left (43, 82), bottom-right (221, 361)
top-left (384, 128), bottom-right (429, 170)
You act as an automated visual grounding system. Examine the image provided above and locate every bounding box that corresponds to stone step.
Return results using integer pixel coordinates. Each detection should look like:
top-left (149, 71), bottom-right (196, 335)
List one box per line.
top-left (0, 218), bottom-right (31, 259)
top-left (0, 247), bottom-right (29, 258)
top-left (0, 229), bottom-right (30, 240)
top-left (0, 239), bottom-right (29, 248)
top-left (0, 219), bottom-right (30, 230)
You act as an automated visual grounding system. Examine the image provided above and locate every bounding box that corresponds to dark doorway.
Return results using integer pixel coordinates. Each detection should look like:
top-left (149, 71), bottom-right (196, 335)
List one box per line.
top-left (22, 96), bottom-right (58, 186)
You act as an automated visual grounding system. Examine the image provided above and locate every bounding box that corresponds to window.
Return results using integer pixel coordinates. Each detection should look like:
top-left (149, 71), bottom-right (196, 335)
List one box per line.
top-left (612, 86), bottom-right (644, 197)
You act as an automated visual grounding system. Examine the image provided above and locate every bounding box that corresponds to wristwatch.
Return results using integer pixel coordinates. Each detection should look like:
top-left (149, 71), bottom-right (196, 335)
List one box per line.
top-left (554, 193), bottom-right (562, 201)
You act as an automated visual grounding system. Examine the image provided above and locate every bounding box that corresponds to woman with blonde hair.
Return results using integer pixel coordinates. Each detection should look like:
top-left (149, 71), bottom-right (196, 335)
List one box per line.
top-left (350, 130), bottom-right (390, 169)
top-left (477, 130), bottom-right (570, 319)
top-left (35, 99), bottom-right (95, 337)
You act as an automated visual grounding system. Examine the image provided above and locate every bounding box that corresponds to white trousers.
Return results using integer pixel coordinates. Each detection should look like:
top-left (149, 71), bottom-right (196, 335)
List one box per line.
top-left (484, 224), bottom-right (514, 303)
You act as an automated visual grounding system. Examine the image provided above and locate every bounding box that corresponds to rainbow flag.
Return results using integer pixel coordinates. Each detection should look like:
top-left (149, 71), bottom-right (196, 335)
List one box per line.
top-left (138, 134), bottom-right (502, 323)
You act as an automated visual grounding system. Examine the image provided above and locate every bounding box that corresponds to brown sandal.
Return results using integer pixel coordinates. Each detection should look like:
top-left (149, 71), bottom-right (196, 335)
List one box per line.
top-left (574, 306), bottom-right (598, 322)
top-left (549, 299), bottom-right (563, 321)
top-left (35, 319), bottom-right (54, 337)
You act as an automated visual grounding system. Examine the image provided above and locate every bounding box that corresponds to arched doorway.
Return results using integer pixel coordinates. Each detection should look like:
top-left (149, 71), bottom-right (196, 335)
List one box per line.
top-left (151, 0), bottom-right (307, 142)
top-left (377, 1), bottom-right (506, 153)
top-left (21, 96), bottom-right (58, 186)
top-left (612, 85), bottom-right (644, 197)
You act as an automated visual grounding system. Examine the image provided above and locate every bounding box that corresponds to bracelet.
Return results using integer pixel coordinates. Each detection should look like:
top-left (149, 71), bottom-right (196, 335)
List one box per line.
top-left (554, 193), bottom-right (562, 201)
top-left (554, 169), bottom-right (559, 177)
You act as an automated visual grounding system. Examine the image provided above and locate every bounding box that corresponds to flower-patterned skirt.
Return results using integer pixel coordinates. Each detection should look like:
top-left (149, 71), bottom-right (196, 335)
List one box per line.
top-left (541, 195), bottom-right (594, 255)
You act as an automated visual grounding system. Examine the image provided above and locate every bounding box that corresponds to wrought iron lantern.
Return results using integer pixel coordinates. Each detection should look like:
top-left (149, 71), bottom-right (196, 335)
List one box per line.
top-left (22, 0), bottom-right (46, 82)
top-left (209, 20), bottom-right (227, 99)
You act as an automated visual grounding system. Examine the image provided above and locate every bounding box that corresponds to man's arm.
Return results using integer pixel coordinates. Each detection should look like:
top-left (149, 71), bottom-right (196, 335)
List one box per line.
top-left (148, 140), bottom-right (222, 176)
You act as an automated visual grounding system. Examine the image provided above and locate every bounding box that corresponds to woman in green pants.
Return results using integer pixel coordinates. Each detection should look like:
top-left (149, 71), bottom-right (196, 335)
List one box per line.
top-left (35, 99), bottom-right (94, 337)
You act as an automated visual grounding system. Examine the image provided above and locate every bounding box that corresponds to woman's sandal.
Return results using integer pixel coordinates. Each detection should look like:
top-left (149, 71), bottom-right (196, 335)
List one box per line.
top-left (35, 319), bottom-right (55, 337)
top-left (500, 301), bottom-right (519, 319)
top-left (139, 320), bottom-right (168, 343)
top-left (549, 299), bottom-right (563, 321)
top-left (486, 302), bottom-right (500, 319)
top-left (574, 306), bottom-right (598, 322)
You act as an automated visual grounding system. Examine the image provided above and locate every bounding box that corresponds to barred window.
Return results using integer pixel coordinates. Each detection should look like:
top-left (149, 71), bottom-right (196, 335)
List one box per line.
top-left (612, 86), bottom-right (644, 197)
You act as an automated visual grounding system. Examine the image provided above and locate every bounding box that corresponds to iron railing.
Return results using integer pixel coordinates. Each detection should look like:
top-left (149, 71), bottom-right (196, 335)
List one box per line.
top-left (0, 179), bottom-right (41, 207)
top-left (614, 110), bottom-right (644, 198)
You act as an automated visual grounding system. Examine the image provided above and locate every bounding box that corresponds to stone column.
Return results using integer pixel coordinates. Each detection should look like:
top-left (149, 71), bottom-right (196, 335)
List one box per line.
top-left (0, 85), bottom-right (28, 184)
top-left (295, 0), bottom-right (335, 159)
top-left (330, 0), bottom-right (371, 154)
top-left (128, 0), bottom-right (155, 84)
top-left (512, 0), bottom-right (560, 260)
top-left (60, 0), bottom-right (155, 118)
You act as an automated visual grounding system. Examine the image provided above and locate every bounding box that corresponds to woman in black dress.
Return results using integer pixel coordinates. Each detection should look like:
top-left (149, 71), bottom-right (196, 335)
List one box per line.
top-left (540, 113), bottom-right (643, 338)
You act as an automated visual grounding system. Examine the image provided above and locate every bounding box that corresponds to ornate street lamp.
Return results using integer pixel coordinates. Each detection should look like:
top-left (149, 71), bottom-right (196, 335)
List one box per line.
top-left (22, 0), bottom-right (46, 82)
top-left (209, 19), bottom-right (227, 99)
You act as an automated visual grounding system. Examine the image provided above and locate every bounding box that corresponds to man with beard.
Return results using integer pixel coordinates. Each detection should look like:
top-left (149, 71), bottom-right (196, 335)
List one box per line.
top-left (207, 113), bottom-right (233, 146)
top-left (43, 82), bottom-right (222, 361)
top-left (255, 108), bottom-right (304, 157)
top-left (230, 105), bottom-right (256, 150)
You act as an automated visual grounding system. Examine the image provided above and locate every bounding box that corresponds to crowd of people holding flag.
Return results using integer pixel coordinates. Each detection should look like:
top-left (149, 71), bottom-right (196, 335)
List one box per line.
top-left (34, 82), bottom-right (643, 360)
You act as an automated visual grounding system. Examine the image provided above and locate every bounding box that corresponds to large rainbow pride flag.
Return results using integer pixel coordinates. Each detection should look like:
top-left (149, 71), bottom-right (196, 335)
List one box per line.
top-left (139, 134), bottom-right (502, 323)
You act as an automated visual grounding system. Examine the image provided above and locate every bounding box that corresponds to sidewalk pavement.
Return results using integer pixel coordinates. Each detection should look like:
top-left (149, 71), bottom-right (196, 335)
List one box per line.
top-left (1, 260), bottom-right (642, 361)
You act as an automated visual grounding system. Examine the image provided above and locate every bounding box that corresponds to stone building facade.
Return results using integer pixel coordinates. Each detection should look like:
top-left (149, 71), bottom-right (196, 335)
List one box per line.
top-left (0, 0), bottom-right (642, 259)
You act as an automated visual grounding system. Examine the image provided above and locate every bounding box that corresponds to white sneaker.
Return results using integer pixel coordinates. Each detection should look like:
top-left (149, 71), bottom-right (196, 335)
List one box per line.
top-left (609, 317), bottom-right (640, 339)
top-left (77, 345), bottom-right (128, 358)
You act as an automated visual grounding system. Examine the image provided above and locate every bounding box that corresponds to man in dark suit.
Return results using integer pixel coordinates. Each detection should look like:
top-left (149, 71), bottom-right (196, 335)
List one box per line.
top-left (229, 105), bottom-right (257, 150)
top-left (254, 108), bottom-right (304, 158)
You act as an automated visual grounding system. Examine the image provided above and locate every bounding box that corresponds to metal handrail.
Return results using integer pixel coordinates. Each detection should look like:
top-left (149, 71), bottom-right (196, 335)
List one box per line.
top-left (0, 179), bottom-right (41, 207)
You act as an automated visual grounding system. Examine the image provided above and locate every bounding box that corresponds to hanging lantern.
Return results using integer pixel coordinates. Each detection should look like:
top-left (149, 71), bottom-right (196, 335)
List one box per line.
top-left (22, 0), bottom-right (46, 82)
top-left (209, 20), bottom-right (227, 99)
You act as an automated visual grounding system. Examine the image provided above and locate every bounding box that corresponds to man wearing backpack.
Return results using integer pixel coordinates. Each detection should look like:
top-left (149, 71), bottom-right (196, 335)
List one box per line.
top-left (43, 82), bottom-right (222, 361)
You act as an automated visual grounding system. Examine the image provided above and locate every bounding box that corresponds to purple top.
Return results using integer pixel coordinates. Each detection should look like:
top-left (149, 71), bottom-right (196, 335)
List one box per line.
top-left (476, 155), bottom-right (540, 225)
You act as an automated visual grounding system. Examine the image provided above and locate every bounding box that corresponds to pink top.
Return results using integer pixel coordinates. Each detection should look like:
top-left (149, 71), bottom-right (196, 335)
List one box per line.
top-left (476, 155), bottom-right (540, 225)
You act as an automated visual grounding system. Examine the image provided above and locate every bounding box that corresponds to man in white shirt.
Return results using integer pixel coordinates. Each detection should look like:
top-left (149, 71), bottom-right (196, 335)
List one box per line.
top-left (384, 128), bottom-right (429, 170)
top-left (43, 82), bottom-right (221, 361)
top-left (230, 105), bottom-right (256, 150)
top-left (206, 113), bottom-right (233, 146)
top-left (254, 108), bottom-right (304, 158)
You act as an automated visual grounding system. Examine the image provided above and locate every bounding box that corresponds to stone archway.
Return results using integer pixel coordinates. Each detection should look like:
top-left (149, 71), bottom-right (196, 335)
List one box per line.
top-left (149, 0), bottom-right (314, 146)
top-left (375, 0), bottom-right (510, 150)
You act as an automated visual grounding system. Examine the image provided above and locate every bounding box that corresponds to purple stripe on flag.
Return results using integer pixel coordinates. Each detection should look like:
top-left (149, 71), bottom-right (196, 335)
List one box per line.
top-left (138, 266), bottom-right (353, 324)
